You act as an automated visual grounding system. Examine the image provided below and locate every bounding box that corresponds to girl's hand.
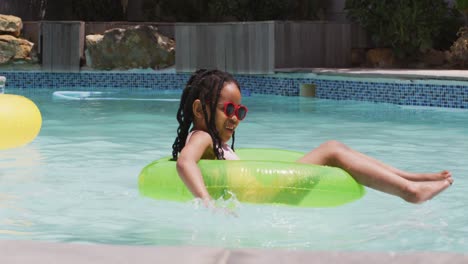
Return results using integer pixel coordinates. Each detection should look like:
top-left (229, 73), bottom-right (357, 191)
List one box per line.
top-left (199, 198), bottom-right (239, 217)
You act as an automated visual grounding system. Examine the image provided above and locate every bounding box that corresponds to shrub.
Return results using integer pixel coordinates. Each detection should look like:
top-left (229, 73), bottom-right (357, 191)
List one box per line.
top-left (456, 0), bottom-right (468, 11)
top-left (142, 0), bottom-right (328, 22)
top-left (345, 0), bottom-right (462, 59)
top-left (447, 27), bottom-right (468, 67)
top-left (42, 0), bottom-right (125, 21)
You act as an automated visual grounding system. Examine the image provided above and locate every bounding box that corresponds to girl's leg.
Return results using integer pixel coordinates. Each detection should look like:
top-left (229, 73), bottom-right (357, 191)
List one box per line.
top-left (297, 141), bottom-right (452, 203)
top-left (346, 147), bottom-right (451, 181)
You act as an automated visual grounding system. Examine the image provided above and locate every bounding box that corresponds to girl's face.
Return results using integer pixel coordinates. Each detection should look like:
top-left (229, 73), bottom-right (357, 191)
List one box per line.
top-left (215, 82), bottom-right (243, 144)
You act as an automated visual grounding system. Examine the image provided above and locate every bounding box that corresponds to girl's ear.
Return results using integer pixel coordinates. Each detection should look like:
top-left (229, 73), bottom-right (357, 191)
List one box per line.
top-left (192, 99), bottom-right (204, 119)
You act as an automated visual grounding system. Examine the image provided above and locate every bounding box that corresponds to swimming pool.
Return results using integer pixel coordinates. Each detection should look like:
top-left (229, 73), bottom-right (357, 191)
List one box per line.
top-left (0, 88), bottom-right (466, 252)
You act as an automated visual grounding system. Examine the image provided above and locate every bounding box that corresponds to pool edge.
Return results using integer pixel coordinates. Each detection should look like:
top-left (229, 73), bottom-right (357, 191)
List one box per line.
top-left (1, 240), bottom-right (467, 264)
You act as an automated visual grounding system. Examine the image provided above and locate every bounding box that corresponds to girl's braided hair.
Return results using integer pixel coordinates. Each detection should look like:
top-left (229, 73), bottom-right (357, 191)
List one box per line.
top-left (172, 69), bottom-right (240, 160)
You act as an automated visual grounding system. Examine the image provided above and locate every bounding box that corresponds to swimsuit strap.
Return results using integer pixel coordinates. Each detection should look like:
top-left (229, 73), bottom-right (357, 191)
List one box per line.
top-left (186, 130), bottom-right (239, 160)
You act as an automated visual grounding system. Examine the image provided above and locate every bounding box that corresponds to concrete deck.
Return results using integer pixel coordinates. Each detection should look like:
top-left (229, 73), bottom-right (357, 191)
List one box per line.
top-left (1, 240), bottom-right (467, 264)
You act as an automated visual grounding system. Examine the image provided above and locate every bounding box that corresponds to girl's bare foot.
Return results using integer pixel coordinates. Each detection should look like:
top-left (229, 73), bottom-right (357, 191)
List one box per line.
top-left (404, 178), bottom-right (452, 204)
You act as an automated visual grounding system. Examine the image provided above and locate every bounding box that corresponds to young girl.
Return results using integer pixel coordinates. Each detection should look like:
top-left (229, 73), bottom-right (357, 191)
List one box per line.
top-left (172, 69), bottom-right (453, 205)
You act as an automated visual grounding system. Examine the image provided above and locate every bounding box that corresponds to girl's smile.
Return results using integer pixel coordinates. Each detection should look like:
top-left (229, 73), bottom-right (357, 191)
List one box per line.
top-left (216, 82), bottom-right (243, 143)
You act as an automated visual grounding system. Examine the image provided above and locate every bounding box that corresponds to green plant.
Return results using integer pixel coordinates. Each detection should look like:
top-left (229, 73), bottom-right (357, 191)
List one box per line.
top-left (71, 0), bottom-right (125, 21)
top-left (456, 0), bottom-right (468, 11)
top-left (456, 0), bottom-right (468, 27)
top-left (43, 0), bottom-right (125, 21)
top-left (434, 7), bottom-right (464, 51)
top-left (345, 0), bottom-right (462, 59)
top-left (142, 0), bottom-right (328, 22)
top-left (219, 0), bottom-right (328, 21)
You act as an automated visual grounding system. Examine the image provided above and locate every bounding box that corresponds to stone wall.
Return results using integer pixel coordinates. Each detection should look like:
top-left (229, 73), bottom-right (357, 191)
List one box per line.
top-left (0, 14), bottom-right (35, 65)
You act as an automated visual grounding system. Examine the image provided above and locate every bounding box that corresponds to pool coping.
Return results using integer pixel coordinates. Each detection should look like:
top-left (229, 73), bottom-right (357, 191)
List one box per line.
top-left (276, 68), bottom-right (468, 82)
top-left (1, 240), bottom-right (467, 264)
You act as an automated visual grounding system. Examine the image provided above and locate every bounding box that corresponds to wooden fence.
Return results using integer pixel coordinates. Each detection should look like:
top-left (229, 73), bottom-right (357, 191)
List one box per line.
top-left (176, 22), bottom-right (275, 74)
top-left (40, 21), bottom-right (84, 72)
top-left (176, 21), bottom-right (353, 74)
top-left (275, 21), bottom-right (353, 68)
top-left (18, 21), bottom-right (366, 73)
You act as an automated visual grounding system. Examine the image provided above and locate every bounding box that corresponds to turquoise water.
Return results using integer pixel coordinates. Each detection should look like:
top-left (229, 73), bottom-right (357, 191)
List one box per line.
top-left (0, 88), bottom-right (467, 252)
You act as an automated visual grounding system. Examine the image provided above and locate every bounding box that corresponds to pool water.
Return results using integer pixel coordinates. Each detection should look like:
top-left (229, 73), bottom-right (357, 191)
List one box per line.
top-left (0, 88), bottom-right (467, 252)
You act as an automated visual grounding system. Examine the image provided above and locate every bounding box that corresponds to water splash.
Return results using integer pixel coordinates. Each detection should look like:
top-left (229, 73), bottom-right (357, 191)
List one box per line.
top-left (191, 190), bottom-right (242, 217)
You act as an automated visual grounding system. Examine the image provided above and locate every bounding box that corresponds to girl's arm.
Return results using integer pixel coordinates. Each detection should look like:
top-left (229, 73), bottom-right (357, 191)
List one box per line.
top-left (176, 131), bottom-right (213, 201)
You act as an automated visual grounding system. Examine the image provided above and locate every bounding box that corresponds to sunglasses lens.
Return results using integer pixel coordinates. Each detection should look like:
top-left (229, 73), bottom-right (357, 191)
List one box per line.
top-left (225, 103), bottom-right (235, 116)
top-left (237, 106), bottom-right (247, 120)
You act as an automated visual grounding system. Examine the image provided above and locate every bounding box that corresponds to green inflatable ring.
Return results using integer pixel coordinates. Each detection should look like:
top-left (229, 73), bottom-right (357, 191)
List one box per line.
top-left (138, 148), bottom-right (365, 207)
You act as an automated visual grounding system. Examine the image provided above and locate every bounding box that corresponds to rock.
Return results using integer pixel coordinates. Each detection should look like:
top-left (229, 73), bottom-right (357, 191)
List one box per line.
top-left (85, 25), bottom-right (175, 70)
top-left (0, 15), bottom-right (36, 66)
top-left (421, 49), bottom-right (447, 67)
top-left (446, 27), bottom-right (468, 68)
top-left (351, 48), bottom-right (366, 67)
top-left (0, 14), bottom-right (22, 37)
top-left (0, 35), bottom-right (34, 64)
top-left (366, 48), bottom-right (395, 68)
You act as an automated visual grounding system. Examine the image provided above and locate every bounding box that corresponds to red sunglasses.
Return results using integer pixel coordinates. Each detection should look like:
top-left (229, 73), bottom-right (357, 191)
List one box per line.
top-left (222, 102), bottom-right (248, 120)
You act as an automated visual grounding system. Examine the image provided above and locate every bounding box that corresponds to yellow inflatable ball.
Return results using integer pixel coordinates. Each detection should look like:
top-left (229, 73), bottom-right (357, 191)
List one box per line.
top-left (0, 94), bottom-right (42, 150)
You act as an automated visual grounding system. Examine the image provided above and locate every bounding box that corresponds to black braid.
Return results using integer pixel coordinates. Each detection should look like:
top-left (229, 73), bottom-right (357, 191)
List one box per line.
top-left (172, 69), bottom-right (209, 160)
top-left (172, 69), bottom-right (241, 160)
top-left (208, 78), bottom-right (225, 159)
top-left (231, 131), bottom-right (236, 151)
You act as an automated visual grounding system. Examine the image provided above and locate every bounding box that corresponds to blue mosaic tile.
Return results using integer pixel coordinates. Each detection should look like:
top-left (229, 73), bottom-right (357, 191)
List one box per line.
top-left (1, 71), bottom-right (468, 108)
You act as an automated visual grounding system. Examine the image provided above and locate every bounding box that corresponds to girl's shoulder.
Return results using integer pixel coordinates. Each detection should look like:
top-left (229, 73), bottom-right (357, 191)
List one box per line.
top-left (185, 130), bottom-right (215, 159)
top-left (186, 130), bottom-right (212, 144)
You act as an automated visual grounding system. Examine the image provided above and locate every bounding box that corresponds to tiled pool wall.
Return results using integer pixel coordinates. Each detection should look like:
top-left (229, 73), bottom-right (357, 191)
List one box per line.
top-left (1, 71), bottom-right (467, 108)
